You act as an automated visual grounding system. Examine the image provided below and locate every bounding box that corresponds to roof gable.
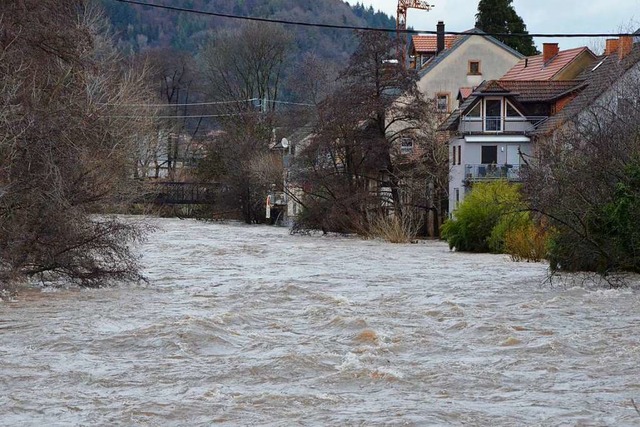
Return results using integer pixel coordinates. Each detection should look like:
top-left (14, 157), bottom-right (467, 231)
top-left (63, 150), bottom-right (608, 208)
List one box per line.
top-left (418, 28), bottom-right (523, 79)
top-left (439, 79), bottom-right (586, 132)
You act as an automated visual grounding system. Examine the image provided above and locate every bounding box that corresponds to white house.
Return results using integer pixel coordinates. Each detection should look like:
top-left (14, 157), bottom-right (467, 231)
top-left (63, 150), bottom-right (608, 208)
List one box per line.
top-left (441, 35), bottom-right (640, 215)
top-left (440, 79), bottom-right (585, 212)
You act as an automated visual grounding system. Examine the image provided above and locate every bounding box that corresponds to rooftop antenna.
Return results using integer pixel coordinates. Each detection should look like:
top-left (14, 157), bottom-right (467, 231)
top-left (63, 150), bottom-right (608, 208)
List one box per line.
top-left (397, 0), bottom-right (434, 67)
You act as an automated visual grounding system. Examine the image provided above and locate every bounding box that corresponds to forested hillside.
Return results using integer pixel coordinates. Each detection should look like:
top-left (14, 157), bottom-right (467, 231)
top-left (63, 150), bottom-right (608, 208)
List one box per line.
top-left (101, 0), bottom-right (395, 61)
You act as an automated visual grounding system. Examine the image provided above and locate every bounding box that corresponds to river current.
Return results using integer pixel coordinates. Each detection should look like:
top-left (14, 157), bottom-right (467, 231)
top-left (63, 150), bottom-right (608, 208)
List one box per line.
top-left (1, 218), bottom-right (639, 426)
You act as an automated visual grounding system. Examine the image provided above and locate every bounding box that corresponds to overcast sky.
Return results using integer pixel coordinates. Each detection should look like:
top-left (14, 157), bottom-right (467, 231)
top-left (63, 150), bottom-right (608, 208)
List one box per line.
top-left (356, 0), bottom-right (640, 53)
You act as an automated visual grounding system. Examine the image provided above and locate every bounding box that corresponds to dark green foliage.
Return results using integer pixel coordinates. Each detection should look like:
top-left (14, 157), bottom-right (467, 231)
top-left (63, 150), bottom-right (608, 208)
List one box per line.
top-left (101, 0), bottom-right (394, 57)
top-left (475, 0), bottom-right (538, 56)
top-left (547, 163), bottom-right (640, 274)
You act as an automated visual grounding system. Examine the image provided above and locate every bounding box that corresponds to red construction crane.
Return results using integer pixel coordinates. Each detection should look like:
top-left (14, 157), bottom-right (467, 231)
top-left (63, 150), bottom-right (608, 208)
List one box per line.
top-left (397, 0), bottom-right (434, 66)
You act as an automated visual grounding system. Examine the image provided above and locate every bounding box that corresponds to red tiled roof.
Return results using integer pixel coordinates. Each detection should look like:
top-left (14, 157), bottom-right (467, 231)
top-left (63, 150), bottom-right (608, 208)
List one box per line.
top-left (501, 47), bottom-right (594, 81)
top-left (535, 43), bottom-right (640, 135)
top-left (497, 80), bottom-right (585, 102)
top-left (481, 80), bottom-right (510, 93)
top-left (412, 35), bottom-right (457, 53)
top-left (440, 80), bottom-right (586, 132)
top-left (458, 87), bottom-right (473, 101)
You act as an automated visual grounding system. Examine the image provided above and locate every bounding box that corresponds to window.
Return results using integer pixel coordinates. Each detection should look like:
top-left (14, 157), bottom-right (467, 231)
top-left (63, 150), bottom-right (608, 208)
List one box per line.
top-left (400, 138), bottom-right (413, 155)
top-left (485, 99), bottom-right (502, 131)
top-left (481, 146), bottom-right (498, 165)
top-left (436, 93), bottom-right (449, 113)
top-left (467, 102), bottom-right (481, 117)
top-left (457, 146), bottom-right (461, 165)
top-left (468, 60), bottom-right (481, 75)
top-left (452, 145), bottom-right (456, 165)
top-left (506, 102), bottom-right (521, 117)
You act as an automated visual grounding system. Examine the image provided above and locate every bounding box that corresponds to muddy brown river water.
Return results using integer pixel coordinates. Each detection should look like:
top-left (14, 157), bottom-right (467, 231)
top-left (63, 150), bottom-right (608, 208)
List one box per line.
top-left (1, 218), bottom-right (640, 426)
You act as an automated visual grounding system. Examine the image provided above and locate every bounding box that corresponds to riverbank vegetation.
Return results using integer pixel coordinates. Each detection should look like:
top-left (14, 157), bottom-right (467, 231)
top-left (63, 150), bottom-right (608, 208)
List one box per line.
top-left (443, 142), bottom-right (640, 276)
top-left (523, 109), bottom-right (640, 275)
top-left (291, 31), bottom-right (445, 240)
top-left (441, 181), bottom-right (549, 260)
top-left (0, 1), bottom-right (154, 289)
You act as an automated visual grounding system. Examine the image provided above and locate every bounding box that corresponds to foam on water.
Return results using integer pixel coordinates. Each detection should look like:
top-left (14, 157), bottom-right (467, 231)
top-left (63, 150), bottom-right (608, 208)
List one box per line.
top-left (2, 217), bottom-right (640, 426)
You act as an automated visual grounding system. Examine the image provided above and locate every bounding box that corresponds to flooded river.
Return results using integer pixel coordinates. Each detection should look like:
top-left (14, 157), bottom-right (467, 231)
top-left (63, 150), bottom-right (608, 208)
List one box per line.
top-left (2, 218), bottom-right (640, 426)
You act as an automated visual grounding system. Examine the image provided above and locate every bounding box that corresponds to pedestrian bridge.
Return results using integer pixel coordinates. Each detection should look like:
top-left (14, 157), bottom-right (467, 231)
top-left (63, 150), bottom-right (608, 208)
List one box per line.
top-left (145, 181), bottom-right (221, 205)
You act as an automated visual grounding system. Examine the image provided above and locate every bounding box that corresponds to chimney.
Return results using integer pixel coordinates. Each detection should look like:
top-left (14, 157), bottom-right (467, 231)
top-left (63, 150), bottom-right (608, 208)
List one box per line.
top-left (605, 38), bottom-right (620, 56)
top-left (436, 21), bottom-right (445, 55)
top-left (619, 36), bottom-right (633, 60)
top-left (543, 43), bottom-right (559, 63)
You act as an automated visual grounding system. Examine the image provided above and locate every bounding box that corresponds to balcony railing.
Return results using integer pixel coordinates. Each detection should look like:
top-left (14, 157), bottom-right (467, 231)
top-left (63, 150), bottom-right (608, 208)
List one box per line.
top-left (459, 116), bottom-right (548, 134)
top-left (464, 164), bottom-right (523, 183)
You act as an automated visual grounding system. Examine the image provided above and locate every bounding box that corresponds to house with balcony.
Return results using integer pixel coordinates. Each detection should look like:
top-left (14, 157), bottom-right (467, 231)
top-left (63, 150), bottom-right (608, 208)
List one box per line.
top-left (440, 79), bottom-right (586, 212)
top-left (440, 35), bottom-right (640, 214)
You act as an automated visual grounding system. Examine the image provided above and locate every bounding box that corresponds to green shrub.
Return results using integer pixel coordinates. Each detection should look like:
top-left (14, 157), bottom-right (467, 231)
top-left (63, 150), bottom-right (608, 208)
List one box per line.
top-left (504, 221), bottom-right (551, 262)
top-left (547, 163), bottom-right (640, 273)
top-left (441, 180), bottom-right (526, 253)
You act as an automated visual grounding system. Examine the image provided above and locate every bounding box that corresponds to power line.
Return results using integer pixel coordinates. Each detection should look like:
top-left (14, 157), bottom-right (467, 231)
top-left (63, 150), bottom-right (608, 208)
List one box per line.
top-left (271, 100), bottom-right (316, 107)
top-left (109, 99), bottom-right (315, 108)
top-left (110, 114), bottom-right (245, 119)
top-left (106, 98), bottom-right (259, 107)
top-left (108, 99), bottom-right (315, 109)
top-left (112, 0), bottom-right (640, 39)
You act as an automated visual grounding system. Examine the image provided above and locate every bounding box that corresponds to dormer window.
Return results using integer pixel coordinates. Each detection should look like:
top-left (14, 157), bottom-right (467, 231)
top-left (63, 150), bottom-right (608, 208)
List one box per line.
top-left (467, 102), bottom-right (481, 117)
top-left (461, 97), bottom-right (527, 134)
top-left (506, 103), bottom-right (521, 117)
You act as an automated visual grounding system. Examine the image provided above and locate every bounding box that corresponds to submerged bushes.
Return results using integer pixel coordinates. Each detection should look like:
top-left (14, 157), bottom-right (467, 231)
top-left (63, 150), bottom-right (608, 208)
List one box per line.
top-left (368, 211), bottom-right (424, 243)
top-left (441, 180), bottom-right (549, 261)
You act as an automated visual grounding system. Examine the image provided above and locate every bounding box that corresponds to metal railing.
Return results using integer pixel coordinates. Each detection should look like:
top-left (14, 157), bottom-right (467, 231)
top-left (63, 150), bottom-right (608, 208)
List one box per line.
top-left (459, 116), bottom-right (548, 134)
top-left (464, 164), bottom-right (523, 182)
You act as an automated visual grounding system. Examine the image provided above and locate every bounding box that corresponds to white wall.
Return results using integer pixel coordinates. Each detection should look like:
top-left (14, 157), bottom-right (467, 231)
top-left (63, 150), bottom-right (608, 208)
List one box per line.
top-left (418, 36), bottom-right (521, 110)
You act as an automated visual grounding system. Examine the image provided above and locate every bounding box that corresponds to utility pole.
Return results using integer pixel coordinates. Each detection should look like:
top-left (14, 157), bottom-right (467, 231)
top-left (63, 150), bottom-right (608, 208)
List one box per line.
top-left (397, 0), bottom-right (434, 66)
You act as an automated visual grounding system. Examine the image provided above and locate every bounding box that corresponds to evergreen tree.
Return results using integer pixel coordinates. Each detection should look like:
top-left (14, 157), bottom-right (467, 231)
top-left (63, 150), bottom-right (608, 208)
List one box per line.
top-left (475, 0), bottom-right (538, 56)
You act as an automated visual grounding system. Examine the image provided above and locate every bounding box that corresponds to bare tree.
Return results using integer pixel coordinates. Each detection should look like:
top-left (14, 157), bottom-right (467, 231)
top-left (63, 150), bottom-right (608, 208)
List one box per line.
top-left (196, 22), bottom-right (293, 223)
top-left (137, 48), bottom-right (201, 179)
top-left (523, 52), bottom-right (640, 275)
top-left (292, 31), bottom-right (439, 235)
top-left (0, 0), bottom-right (155, 288)
top-left (200, 22), bottom-right (293, 114)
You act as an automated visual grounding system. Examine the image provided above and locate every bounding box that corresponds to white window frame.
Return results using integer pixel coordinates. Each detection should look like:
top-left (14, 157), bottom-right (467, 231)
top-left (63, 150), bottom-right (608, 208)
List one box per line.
top-left (484, 97), bottom-right (504, 132)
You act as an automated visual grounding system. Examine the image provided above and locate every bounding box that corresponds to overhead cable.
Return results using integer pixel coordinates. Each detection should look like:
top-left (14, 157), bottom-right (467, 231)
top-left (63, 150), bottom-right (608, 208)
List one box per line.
top-left (112, 0), bottom-right (640, 38)
top-left (106, 98), bottom-right (259, 107)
